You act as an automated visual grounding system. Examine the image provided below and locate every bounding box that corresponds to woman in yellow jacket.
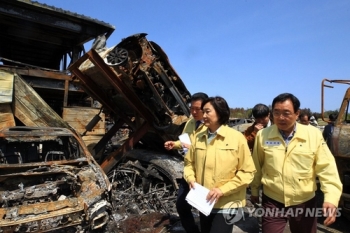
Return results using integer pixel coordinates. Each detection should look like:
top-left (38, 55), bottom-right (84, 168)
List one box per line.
top-left (184, 96), bottom-right (256, 233)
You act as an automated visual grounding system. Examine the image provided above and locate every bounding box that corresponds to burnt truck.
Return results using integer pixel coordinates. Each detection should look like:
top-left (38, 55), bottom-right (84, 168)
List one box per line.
top-left (321, 79), bottom-right (350, 219)
top-left (68, 33), bottom-right (192, 221)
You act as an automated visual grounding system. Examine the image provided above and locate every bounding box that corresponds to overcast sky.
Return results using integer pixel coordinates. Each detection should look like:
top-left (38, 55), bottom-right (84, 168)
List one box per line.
top-left (38, 0), bottom-right (350, 112)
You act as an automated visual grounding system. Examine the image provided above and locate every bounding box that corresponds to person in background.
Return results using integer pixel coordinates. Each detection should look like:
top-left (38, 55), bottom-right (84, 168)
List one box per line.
top-left (298, 111), bottom-right (310, 125)
top-left (244, 103), bottom-right (271, 152)
top-left (323, 113), bottom-right (337, 150)
top-left (243, 103), bottom-right (271, 233)
top-left (310, 115), bottom-right (318, 127)
top-left (184, 96), bottom-right (256, 233)
top-left (164, 92), bottom-right (208, 233)
top-left (250, 93), bottom-right (342, 233)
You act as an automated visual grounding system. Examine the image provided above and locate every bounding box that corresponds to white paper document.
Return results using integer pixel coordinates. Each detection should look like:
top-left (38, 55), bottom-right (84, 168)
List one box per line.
top-left (178, 133), bottom-right (191, 146)
top-left (185, 182), bottom-right (215, 216)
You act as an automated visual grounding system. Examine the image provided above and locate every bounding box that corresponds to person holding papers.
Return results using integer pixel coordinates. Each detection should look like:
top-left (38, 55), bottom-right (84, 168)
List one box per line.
top-left (184, 96), bottom-right (256, 233)
top-left (164, 92), bottom-right (208, 233)
top-left (164, 92), bottom-right (208, 151)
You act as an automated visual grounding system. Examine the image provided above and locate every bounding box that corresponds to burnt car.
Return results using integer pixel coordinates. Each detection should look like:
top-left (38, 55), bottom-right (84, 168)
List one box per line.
top-left (228, 118), bottom-right (254, 127)
top-left (0, 127), bottom-right (111, 233)
top-left (76, 33), bottom-right (191, 139)
top-left (68, 33), bottom-right (192, 224)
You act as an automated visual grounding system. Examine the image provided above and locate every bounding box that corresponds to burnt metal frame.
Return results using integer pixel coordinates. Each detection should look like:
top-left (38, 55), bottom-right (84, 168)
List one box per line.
top-left (69, 49), bottom-right (158, 173)
top-left (321, 79), bottom-right (350, 124)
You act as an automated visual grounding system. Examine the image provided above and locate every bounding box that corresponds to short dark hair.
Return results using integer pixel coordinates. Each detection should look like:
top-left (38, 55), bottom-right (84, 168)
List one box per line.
top-left (329, 113), bottom-right (337, 121)
top-left (191, 92), bottom-right (208, 103)
top-left (299, 111), bottom-right (310, 120)
top-left (201, 96), bottom-right (230, 125)
top-left (272, 93), bottom-right (300, 113)
top-left (252, 104), bottom-right (270, 118)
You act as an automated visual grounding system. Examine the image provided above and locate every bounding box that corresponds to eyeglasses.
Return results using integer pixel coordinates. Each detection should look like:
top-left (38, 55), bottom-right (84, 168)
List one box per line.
top-left (272, 111), bottom-right (294, 118)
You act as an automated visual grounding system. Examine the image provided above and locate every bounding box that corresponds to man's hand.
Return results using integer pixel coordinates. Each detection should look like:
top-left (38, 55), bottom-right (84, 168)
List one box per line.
top-left (182, 143), bottom-right (190, 149)
top-left (250, 195), bottom-right (259, 205)
top-left (323, 202), bottom-right (337, 226)
top-left (164, 141), bottom-right (175, 150)
top-left (254, 123), bottom-right (264, 133)
top-left (206, 188), bottom-right (223, 204)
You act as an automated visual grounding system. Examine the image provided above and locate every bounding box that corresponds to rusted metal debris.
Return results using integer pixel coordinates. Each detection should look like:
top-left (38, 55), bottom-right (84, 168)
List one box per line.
top-left (0, 126), bottom-right (184, 232)
top-left (0, 32), bottom-right (193, 232)
top-left (0, 1), bottom-right (194, 232)
top-left (0, 127), bottom-right (111, 232)
top-left (107, 149), bottom-right (183, 216)
top-left (0, 32), bottom-right (192, 232)
top-left (321, 79), bottom-right (350, 220)
top-left (69, 33), bottom-right (191, 174)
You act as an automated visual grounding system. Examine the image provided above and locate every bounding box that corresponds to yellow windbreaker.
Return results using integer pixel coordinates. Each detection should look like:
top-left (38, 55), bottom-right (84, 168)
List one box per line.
top-left (250, 123), bottom-right (342, 207)
top-left (184, 125), bottom-right (256, 208)
top-left (173, 117), bottom-right (203, 149)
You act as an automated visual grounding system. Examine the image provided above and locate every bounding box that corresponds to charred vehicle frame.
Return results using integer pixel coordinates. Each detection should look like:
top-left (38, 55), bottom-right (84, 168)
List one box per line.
top-left (0, 127), bottom-right (111, 232)
top-left (68, 33), bottom-right (192, 222)
top-left (1, 1), bottom-right (193, 230)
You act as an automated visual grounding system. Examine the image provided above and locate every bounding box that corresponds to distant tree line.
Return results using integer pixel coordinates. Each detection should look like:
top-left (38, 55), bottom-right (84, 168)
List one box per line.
top-left (229, 106), bottom-right (339, 120)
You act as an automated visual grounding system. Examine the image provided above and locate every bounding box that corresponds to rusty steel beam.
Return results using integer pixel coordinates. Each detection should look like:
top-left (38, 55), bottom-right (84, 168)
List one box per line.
top-left (69, 67), bottom-right (118, 111)
top-left (321, 79), bottom-right (350, 122)
top-left (142, 69), bottom-right (173, 116)
top-left (63, 80), bottom-right (69, 107)
top-left (100, 121), bottom-right (151, 173)
top-left (153, 62), bottom-right (190, 116)
top-left (336, 88), bottom-right (350, 126)
top-left (86, 49), bottom-right (154, 122)
top-left (68, 53), bottom-right (140, 129)
top-left (321, 78), bottom-right (332, 122)
top-left (93, 119), bottom-right (125, 156)
top-left (69, 58), bottom-right (131, 125)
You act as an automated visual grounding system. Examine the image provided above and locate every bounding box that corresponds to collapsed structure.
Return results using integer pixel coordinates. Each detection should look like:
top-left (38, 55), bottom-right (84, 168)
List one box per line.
top-left (0, 1), bottom-right (192, 232)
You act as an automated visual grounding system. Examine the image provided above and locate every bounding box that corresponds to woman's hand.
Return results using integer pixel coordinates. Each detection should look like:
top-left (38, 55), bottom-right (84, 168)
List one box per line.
top-left (206, 188), bottom-right (223, 204)
top-left (189, 181), bottom-right (196, 189)
top-left (182, 143), bottom-right (190, 149)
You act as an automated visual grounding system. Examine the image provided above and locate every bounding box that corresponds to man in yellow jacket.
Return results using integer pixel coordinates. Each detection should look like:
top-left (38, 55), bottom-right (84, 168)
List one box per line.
top-left (164, 92), bottom-right (208, 233)
top-left (250, 93), bottom-right (342, 233)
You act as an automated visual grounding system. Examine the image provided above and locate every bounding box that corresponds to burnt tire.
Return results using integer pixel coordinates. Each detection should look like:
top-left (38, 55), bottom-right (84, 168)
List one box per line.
top-left (106, 47), bottom-right (128, 65)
